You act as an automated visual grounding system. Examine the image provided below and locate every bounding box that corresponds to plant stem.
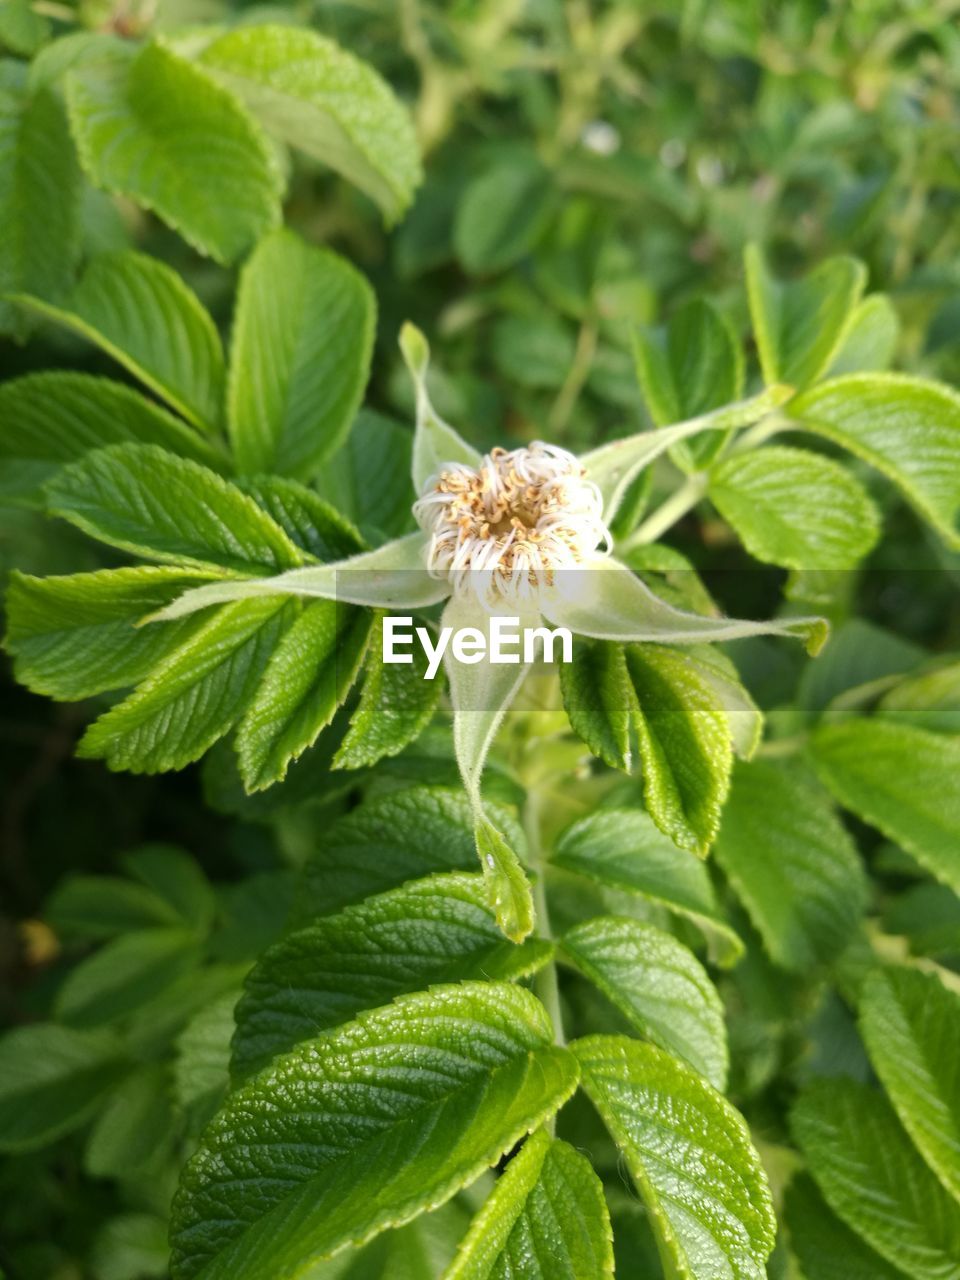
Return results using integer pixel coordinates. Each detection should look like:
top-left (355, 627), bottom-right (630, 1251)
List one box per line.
top-left (619, 473), bottom-right (707, 550)
top-left (548, 315), bottom-right (598, 438)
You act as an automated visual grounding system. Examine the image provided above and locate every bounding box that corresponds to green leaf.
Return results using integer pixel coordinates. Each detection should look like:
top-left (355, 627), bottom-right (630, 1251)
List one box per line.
top-left (84, 1063), bottom-right (175, 1177)
top-left (228, 229), bottom-right (375, 481)
top-left (237, 475), bottom-right (363, 562)
top-left (123, 845), bottom-right (217, 935)
top-left (812, 719), bottom-right (960, 896)
top-left (827, 294), bottom-right (899, 376)
top-left (560, 640), bottom-right (633, 772)
top-left (299, 786), bottom-right (520, 921)
top-left (12, 251), bottom-right (225, 430)
top-left (859, 966), bottom-right (960, 1201)
top-left (491, 314), bottom-right (576, 390)
top-left (454, 157), bottom-right (554, 274)
top-left (444, 1129), bottom-right (613, 1279)
top-left (633, 298), bottom-right (744, 468)
top-left (174, 990), bottom-right (239, 1136)
top-left (745, 245), bottom-right (866, 389)
top-left (0, 84), bottom-right (80, 339)
top-left (784, 1175), bottom-right (904, 1280)
top-left (4, 566), bottom-right (218, 700)
top-left (573, 1034), bottom-right (776, 1278)
top-left (797, 617), bottom-right (922, 712)
top-left (792, 1078), bottom-right (960, 1279)
top-left (551, 809), bottom-right (743, 966)
top-left (0, 0), bottom-right (50, 54)
top-left (45, 444), bottom-right (304, 574)
top-left (78, 597), bottom-right (294, 774)
top-left (197, 24), bottom-right (421, 223)
top-left (55, 927), bottom-right (203, 1027)
top-left (0, 1023), bottom-right (127, 1152)
top-left (314, 410), bottom-right (415, 541)
top-left (0, 373), bottom-right (223, 504)
top-left (169, 983), bottom-right (579, 1280)
top-left (66, 40), bottom-right (281, 263)
top-left (231, 871), bottom-right (552, 1081)
top-left (625, 642), bottom-right (734, 854)
top-left (236, 599), bottom-right (371, 791)
top-left (474, 815), bottom-right (536, 947)
top-left (713, 759), bottom-right (867, 972)
top-left (334, 613), bottom-right (441, 769)
top-left (45, 870), bottom-right (190, 940)
top-left (91, 1213), bottom-right (169, 1280)
top-left (791, 374), bottom-right (960, 549)
top-left (709, 445), bottom-right (880, 569)
top-left (879, 660), bottom-right (960, 734)
top-left (400, 322), bottom-right (481, 491)
top-left (562, 916), bottom-right (728, 1090)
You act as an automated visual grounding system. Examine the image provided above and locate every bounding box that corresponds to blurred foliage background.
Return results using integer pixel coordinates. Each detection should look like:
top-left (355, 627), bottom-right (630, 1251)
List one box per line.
top-left (2, 1), bottom-right (960, 1276)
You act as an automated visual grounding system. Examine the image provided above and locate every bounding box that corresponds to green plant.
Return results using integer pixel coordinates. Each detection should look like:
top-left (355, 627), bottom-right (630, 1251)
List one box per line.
top-left (3, 5), bottom-right (960, 1280)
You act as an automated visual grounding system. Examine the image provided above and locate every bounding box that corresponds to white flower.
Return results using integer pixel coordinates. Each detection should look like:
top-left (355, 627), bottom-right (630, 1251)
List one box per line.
top-left (413, 442), bottom-right (611, 603)
top-left (149, 323), bottom-right (825, 941)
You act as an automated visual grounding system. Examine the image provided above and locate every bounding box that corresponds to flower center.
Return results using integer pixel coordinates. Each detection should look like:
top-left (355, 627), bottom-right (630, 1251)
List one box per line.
top-left (413, 442), bottom-right (610, 599)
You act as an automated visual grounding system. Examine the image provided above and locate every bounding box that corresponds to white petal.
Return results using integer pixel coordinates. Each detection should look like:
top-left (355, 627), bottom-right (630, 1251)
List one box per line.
top-left (540, 556), bottom-right (828, 653)
top-left (144, 533), bottom-right (448, 622)
top-left (581, 384), bottom-right (792, 521)
top-left (400, 322), bottom-right (481, 490)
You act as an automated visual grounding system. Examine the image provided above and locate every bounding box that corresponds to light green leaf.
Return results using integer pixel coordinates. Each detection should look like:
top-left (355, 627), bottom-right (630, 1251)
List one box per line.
top-left (540, 559), bottom-right (828, 655)
top-left (231, 871), bottom-right (552, 1081)
top-left (78, 597), bottom-right (294, 774)
top-left (197, 24), bottom-right (421, 223)
top-left (146, 531), bottom-right (445, 621)
top-left (633, 298), bottom-right (744, 469)
top-left (454, 157), bottom-right (553, 274)
top-left (55, 927), bottom-right (203, 1027)
top-left (792, 1079), bottom-right (960, 1279)
top-left (299, 786), bottom-right (522, 922)
top-left (860, 965), bottom-right (960, 1201)
top-left (879, 660), bottom-right (960, 734)
top-left (400, 322), bottom-right (481, 491)
top-left (0, 1023), bottom-right (127, 1153)
top-left (709, 445), bottom-right (880, 569)
top-left (745, 245), bottom-right (866, 389)
top-left (235, 599), bottom-right (372, 791)
top-left (66, 40), bottom-right (281, 263)
top-left (551, 809), bottom-right (743, 966)
top-left (562, 916), bottom-right (727, 1089)
top-left (827, 294), bottom-right (899, 376)
top-left (45, 444), bottom-right (303, 574)
top-left (11, 251), bottom-right (225, 430)
top-left (0, 83), bottom-right (80, 339)
top-left (443, 593), bottom-right (537, 941)
top-left (812, 719), bottom-right (960, 896)
top-left (581, 384), bottom-right (792, 521)
top-left (560, 640), bottom-right (633, 771)
top-left (791, 374), bottom-right (960, 549)
top-left (228, 229), bottom-right (375, 481)
top-left (4, 566), bottom-right (216, 700)
top-left (784, 1175), bottom-right (904, 1280)
top-left (0, 0), bottom-right (50, 54)
top-left (714, 759), bottom-right (867, 972)
top-left (444, 1129), bottom-right (613, 1279)
top-left (90, 1213), bottom-right (169, 1280)
top-left (0, 373), bottom-right (223, 504)
top-left (334, 612), bottom-right (441, 769)
top-left (169, 983), bottom-right (579, 1280)
top-left (84, 1063), bottom-right (175, 1177)
top-left (625, 642), bottom-right (734, 855)
top-left (573, 1034), bottom-right (776, 1279)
